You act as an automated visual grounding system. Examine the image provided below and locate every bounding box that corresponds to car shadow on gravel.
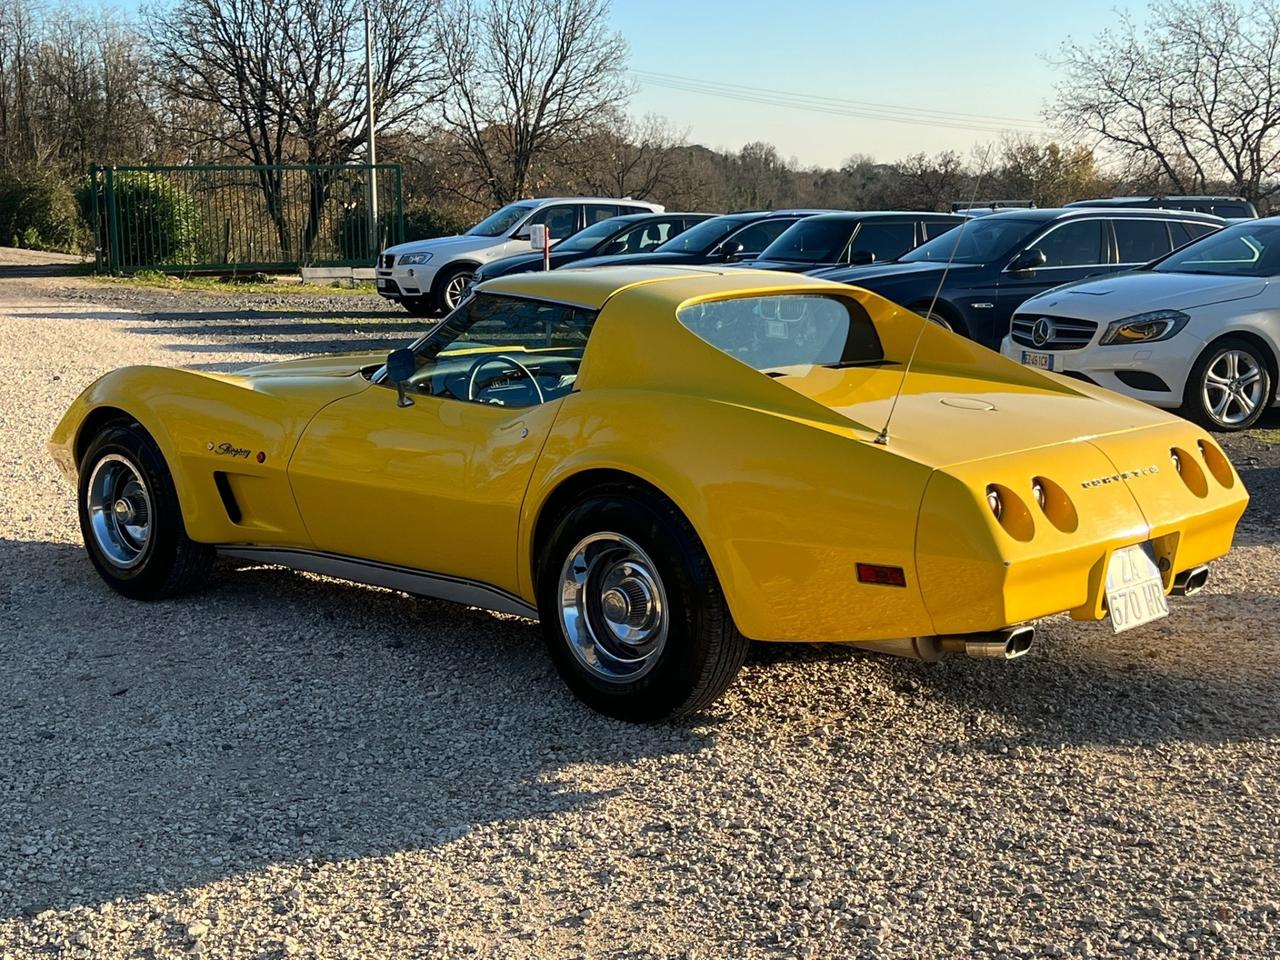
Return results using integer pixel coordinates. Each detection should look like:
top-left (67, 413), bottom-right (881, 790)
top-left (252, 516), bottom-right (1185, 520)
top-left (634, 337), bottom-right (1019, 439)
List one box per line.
top-left (1, 540), bottom-right (713, 919)
top-left (749, 617), bottom-right (1280, 750)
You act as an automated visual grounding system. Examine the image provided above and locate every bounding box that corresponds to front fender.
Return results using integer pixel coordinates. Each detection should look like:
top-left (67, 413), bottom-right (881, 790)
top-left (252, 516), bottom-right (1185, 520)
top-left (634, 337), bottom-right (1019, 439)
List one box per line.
top-left (49, 366), bottom-right (367, 546)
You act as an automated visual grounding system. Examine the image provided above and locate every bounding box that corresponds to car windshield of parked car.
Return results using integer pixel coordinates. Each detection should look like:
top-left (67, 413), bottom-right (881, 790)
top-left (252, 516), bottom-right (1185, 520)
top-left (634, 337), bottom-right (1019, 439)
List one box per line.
top-left (655, 216), bottom-right (745, 254)
top-left (900, 217), bottom-right (1036, 265)
top-left (398, 293), bottom-right (597, 406)
top-left (1153, 222), bottom-right (1280, 277)
top-left (467, 202), bottom-right (539, 237)
top-left (678, 294), bottom-right (884, 373)
top-left (759, 219), bottom-right (852, 263)
top-left (552, 218), bottom-right (627, 253)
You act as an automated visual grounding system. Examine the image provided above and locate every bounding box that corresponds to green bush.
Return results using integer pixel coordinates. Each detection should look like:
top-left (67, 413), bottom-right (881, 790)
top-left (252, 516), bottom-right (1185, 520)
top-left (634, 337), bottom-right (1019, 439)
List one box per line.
top-left (108, 171), bottom-right (201, 268)
top-left (404, 205), bottom-right (473, 242)
top-left (0, 171), bottom-right (87, 252)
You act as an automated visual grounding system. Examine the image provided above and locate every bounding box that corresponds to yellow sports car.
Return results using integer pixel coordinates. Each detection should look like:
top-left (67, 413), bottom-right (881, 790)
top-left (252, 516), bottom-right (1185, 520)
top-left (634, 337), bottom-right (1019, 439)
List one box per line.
top-left (50, 267), bottom-right (1249, 720)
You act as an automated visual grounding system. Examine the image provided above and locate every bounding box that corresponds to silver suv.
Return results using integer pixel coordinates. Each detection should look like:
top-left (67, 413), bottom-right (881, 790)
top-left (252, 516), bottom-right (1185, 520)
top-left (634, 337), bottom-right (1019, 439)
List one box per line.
top-left (377, 197), bottom-right (664, 315)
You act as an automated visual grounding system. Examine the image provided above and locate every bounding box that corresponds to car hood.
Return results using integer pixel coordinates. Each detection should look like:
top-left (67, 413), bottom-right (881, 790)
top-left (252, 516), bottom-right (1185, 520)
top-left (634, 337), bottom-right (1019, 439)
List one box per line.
top-left (1023, 271), bottom-right (1269, 320)
top-left (817, 261), bottom-right (981, 286)
top-left (383, 234), bottom-right (499, 257)
top-left (235, 351), bottom-right (388, 380)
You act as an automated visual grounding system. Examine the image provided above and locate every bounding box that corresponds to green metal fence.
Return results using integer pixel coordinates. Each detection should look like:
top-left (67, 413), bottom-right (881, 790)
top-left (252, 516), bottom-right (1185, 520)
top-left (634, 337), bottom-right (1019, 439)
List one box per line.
top-left (86, 163), bottom-right (404, 274)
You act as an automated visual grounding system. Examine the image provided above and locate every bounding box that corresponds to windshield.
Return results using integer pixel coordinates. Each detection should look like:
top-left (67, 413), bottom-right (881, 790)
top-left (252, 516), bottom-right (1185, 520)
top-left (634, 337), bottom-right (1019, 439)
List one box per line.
top-left (678, 294), bottom-right (884, 372)
top-left (655, 216), bottom-right (745, 254)
top-left (553, 218), bottom-right (626, 253)
top-left (901, 217), bottom-right (1036, 264)
top-left (759, 218), bottom-right (853, 263)
top-left (1154, 222), bottom-right (1280, 277)
top-left (467, 202), bottom-right (538, 237)
top-left (395, 293), bottom-right (598, 407)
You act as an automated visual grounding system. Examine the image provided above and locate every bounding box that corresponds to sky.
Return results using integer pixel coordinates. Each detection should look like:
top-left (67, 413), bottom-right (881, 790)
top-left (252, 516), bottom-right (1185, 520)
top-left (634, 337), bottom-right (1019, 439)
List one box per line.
top-left (611, 0), bottom-right (1139, 168)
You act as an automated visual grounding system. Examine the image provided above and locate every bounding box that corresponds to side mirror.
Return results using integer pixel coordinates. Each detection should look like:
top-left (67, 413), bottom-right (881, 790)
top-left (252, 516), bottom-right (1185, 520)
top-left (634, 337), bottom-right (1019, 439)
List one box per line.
top-left (1008, 248), bottom-right (1047, 272)
top-left (849, 250), bottom-right (876, 266)
top-left (719, 240), bottom-right (745, 261)
top-left (385, 348), bottom-right (416, 408)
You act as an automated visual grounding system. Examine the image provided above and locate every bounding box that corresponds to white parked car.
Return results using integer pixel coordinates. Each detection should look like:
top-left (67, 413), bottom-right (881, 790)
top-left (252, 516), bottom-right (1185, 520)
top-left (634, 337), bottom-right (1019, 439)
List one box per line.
top-left (1001, 217), bottom-right (1280, 431)
top-left (376, 197), bottom-right (663, 315)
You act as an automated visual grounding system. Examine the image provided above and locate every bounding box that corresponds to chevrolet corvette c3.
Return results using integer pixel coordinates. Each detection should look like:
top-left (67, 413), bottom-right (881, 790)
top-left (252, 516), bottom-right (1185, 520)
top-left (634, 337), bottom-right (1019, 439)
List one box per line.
top-left (49, 266), bottom-right (1249, 719)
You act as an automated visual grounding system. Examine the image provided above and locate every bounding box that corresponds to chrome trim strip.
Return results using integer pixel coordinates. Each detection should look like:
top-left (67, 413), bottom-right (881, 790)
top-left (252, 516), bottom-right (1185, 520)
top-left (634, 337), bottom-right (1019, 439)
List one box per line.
top-left (218, 546), bottom-right (539, 619)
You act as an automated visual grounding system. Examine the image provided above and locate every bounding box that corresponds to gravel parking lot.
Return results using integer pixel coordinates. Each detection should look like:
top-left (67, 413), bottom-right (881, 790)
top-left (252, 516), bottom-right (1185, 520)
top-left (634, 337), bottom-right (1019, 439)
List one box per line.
top-left (1, 248), bottom-right (1278, 959)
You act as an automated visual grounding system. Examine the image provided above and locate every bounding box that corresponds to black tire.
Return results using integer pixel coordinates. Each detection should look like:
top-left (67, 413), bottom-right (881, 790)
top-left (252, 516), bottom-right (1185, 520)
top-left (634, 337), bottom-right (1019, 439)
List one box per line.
top-left (77, 420), bottom-right (214, 600)
top-left (535, 482), bottom-right (749, 722)
top-left (432, 265), bottom-right (475, 314)
top-left (1182, 337), bottom-right (1274, 432)
top-left (400, 296), bottom-right (436, 317)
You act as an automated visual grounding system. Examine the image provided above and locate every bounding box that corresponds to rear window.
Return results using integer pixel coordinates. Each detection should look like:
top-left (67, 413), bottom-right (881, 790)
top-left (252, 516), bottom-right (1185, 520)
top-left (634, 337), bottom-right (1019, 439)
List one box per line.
top-left (677, 294), bottom-right (883, 372)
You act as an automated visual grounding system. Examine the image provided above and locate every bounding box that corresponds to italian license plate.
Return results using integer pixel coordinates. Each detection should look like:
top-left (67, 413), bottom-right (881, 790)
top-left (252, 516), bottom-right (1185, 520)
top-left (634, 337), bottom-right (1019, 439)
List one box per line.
top-left (1105, 543), bottom-right (1169, 633)
top-left (1021, 350), bottom-right (1053, 370)
top-left (377, 278), bottom-right (389, 289)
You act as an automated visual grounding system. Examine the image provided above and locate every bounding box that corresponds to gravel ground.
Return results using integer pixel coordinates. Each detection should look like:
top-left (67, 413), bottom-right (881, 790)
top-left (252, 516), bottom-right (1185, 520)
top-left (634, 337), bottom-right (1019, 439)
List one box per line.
top-left (1, 249), bottom-right (1278, 959)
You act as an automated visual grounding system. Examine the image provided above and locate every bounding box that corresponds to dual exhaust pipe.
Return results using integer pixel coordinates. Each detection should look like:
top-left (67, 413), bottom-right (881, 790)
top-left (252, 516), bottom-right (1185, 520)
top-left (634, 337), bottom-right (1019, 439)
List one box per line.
top-left (937, 626), bottom-right (1036, 660)
top-left (1171, 565), bottom-right (1210, 596)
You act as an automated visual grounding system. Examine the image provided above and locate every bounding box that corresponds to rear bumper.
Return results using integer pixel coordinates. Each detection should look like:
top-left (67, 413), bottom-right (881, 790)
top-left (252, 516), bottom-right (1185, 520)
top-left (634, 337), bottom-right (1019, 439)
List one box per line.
top-left (915, 421), bottom-right (1247, 635)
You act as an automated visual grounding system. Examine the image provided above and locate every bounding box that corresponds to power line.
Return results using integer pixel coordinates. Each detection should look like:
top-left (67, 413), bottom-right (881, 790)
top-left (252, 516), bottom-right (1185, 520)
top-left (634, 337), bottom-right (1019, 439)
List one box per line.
top-left (632, 70), bottom-right (1047, 136)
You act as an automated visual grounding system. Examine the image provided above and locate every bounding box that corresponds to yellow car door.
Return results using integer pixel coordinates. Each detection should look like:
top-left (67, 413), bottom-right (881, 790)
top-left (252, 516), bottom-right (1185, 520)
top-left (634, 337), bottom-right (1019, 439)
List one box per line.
top-left (287, 382), bottom-right (561, 598)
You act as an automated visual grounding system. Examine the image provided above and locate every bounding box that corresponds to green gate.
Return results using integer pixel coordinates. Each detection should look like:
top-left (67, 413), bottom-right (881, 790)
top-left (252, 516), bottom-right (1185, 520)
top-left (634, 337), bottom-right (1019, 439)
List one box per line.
top-left (86, 163), bottom-right (404, 274)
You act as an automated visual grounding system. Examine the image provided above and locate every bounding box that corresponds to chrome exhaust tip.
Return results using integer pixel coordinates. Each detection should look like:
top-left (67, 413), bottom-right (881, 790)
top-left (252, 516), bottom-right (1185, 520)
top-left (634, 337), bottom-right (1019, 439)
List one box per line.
top-left (938, 626), bottom-right (1035, 660)
top-left (1172, 565), bottom-right (1210, 596)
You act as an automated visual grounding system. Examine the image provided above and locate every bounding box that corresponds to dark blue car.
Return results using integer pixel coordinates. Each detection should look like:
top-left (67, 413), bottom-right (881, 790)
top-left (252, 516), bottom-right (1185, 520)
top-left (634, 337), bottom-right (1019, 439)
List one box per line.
top-left (568, 210), bottom-right (837, 270)
top-left (471, 212), bottom-right (713, 284)
top-left (816, 207), bottom-right (1224, 349)
top-left (743, 211), bottom-right (965, 272)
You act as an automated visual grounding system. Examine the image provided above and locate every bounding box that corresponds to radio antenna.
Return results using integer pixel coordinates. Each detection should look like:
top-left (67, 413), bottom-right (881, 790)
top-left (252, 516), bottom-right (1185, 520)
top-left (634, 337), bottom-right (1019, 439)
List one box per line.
top-left (874, 146), bottom-right (994, 446)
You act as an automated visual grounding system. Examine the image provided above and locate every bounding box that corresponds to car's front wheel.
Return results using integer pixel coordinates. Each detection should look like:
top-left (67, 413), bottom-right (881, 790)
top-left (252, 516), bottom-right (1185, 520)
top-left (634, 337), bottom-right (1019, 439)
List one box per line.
top-left (1183, 338), bottom-right (1273, 431)
top-left (434, 266), bottom-right (475, 314)
top-left (536, 483), bottom-right (749, 721)
top-left (78, 420), bottom-right (214, 599)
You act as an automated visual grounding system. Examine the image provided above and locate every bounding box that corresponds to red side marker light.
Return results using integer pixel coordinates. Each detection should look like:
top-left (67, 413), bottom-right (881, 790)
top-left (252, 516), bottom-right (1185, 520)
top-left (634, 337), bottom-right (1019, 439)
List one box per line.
top-left (856, 563), bottom-right (907, 587)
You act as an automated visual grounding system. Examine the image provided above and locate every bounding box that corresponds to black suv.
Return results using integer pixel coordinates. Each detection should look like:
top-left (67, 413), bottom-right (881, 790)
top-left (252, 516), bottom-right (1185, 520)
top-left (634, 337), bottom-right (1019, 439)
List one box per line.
top-left (568, 210), bottom-right (836, 269)
top-left (816, 207), bottom-right (1224, 349)
top-left (471, 212), bottom-right (712, 284)
top-left (1066, 196), bottom-right (1258, 220)
top-left (741, 212), bottom-right (964, 272)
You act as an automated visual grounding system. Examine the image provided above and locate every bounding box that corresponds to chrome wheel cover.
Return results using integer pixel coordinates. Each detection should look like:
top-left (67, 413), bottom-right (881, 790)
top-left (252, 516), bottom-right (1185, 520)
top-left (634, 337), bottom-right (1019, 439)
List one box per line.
top-left (1203, 349), bottom-right (1265, 426)
top-left (86, 454), bottom-right (153, 569)
top-left (443, 271), bottom-right (473, 311)
top-left (558, 533), bottom-right (669, 683)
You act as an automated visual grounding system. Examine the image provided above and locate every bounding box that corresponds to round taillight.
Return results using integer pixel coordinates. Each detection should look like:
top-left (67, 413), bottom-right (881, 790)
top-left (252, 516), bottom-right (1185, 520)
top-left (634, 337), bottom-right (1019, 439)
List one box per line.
top-left (986, 485), bottom-right (1004, 520)
top-left (1031, 479), bottom-right (1047, 510)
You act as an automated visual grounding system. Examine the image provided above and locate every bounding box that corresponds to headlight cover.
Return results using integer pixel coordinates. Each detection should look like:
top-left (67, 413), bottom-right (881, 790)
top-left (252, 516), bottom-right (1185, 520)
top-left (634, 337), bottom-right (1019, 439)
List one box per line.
top-left (397, 252), bottom-right (433, 265)
top-left (1100, 309), bottom-right (1189, 345)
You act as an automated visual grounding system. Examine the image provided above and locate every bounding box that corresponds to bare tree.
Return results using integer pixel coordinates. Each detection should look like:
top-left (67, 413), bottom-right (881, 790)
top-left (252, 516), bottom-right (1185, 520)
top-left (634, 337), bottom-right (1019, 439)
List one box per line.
top-left (558, 112), bottom-right (687, 199)
top-left (1052, 0), bottom-right (1280, 207)
top-left (430, 0), bottom-right (630, 206)
top-left (890, 151), bottom-right (969, 210)
top-left (148, 0), bottom-right (444, 254)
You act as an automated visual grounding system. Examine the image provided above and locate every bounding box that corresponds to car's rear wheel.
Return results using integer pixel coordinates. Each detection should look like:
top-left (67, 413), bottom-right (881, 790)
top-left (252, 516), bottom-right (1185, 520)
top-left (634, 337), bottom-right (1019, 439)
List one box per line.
top-left (1183, 338), bottom-right (1273, 432)
top-left (434, 266), bottom-right (474, 314)
top-left (535, 483), bottom-right (749, 721)
top-left (78, 420), bottom-right (214, 599)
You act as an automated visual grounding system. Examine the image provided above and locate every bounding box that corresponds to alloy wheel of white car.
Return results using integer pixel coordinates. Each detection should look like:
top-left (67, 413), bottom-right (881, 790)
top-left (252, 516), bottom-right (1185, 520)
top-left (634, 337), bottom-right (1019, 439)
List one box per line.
top-left (1203, 348), bottom-right (1266, 426)
top-left (1187, 339), bottom-right (1274, 431)
top-left (441, 269), bottom-right (474, 312)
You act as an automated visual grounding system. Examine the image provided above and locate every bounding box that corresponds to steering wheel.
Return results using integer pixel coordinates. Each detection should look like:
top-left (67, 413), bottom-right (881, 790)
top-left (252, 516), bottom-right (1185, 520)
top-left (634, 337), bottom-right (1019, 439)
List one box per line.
top-left (465, 354), bottom-right (546, 405)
